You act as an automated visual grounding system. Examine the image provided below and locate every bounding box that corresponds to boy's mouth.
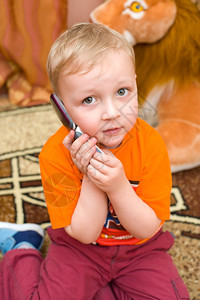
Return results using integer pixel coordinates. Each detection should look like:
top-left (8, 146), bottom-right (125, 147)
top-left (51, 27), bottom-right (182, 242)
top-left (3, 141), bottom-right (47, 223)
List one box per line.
top-left (103, 127), bottom-right (122, 136)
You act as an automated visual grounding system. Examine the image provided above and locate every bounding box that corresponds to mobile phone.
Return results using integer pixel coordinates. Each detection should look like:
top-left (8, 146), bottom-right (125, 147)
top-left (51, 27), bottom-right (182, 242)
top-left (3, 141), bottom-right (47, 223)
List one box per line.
top-left (50, 93), bottom-right (104, 154)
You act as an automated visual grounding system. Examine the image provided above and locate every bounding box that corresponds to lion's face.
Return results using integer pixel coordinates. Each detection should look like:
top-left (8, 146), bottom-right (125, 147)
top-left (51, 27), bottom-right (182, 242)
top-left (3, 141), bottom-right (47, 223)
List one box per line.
top-left (91, 0), bottom-right (177, 45)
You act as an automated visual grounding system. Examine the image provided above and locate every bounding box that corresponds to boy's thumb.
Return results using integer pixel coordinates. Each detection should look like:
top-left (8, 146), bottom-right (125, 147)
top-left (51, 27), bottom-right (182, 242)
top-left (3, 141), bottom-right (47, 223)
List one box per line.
top-left (63, 130), bottom-right (75, 150)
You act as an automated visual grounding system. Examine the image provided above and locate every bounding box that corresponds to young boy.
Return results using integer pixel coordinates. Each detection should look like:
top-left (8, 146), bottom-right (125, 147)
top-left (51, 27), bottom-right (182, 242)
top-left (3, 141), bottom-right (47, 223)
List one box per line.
top-left (0, 23), bottom-right (189, 299)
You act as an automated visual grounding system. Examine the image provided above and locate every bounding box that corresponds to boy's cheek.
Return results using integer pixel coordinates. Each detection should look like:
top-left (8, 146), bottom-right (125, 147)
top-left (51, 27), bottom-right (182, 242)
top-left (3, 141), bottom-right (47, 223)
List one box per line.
top-left (76, 119), bottom-right (99, 137)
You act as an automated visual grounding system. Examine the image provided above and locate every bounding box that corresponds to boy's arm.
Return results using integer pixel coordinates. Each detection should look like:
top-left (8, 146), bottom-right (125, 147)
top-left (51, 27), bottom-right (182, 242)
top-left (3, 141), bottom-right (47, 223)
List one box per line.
top-left (63, 131), bottom-right (107, 244)
top-left (106, 178), bottom-right (161, 239)
top-left (65, 175), bottom-right (107, 244)
top-left (87, 150), bottom-right (162, 239)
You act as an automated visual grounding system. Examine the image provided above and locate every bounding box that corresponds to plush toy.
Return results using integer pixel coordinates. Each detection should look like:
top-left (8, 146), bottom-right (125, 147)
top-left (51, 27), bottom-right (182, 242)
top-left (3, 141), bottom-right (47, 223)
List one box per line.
top-left (91, 0), bottom-right (200, 173)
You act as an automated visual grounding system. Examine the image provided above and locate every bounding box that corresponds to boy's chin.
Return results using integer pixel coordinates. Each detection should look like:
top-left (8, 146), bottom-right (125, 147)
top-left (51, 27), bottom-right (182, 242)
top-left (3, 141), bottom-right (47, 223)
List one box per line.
top-left (97, 134), bottom-right (126, 150)
top-left (98, 141), bottom-right (123, 150)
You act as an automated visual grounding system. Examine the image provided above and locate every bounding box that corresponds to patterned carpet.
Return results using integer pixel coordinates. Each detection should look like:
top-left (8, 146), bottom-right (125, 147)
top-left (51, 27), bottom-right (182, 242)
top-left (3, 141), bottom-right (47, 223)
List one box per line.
top-left (0, 103), bottom-right (200, 299)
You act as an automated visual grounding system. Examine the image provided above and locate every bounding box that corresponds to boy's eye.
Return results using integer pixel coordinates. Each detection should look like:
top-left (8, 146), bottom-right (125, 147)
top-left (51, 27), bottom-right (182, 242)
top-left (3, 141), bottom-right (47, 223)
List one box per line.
top-left (83, 97), bottom-right (96, 105)
top-left (117, 88), bottom-right (128, 96)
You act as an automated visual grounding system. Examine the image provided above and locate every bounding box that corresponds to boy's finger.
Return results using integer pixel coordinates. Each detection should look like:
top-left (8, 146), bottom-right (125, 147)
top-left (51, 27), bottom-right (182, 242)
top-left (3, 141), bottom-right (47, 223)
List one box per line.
top-left (101, 149), bottom-right (115, 157)
top-left (73, 136), bottom-right (97, 158)
top-left (70, 133), bottom-right (90, 157)
top-left (93, 149), bottom-right (114, 163)
top-left (80, 146), bottom-right (96, 167)
top-left (63, 130), bottom-right (75, 149)
top-left (89, 157), bottom-right (107, 174)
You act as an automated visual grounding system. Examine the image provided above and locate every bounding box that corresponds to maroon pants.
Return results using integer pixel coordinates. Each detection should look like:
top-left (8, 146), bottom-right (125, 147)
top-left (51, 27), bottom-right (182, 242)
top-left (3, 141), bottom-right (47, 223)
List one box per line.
top-left (0, 227), bottom-right (189, 300)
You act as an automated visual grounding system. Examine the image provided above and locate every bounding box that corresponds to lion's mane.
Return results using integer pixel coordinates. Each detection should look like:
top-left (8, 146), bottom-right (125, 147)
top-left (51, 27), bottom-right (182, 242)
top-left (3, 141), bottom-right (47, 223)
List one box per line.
top-left (134, 0), bottom-right (200, 102)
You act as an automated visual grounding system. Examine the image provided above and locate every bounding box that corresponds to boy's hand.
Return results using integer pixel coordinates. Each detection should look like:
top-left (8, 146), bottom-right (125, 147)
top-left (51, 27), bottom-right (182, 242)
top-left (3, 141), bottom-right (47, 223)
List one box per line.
top-left (87, 150), bottom-right (127, 194)
top-left (63, 130), bottom-right (97, 174)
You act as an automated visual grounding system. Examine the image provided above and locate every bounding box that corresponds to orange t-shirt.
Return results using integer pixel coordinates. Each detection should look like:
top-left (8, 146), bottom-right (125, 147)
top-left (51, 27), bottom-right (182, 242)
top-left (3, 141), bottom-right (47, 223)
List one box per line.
top-left (39, 118), bottom-right (172, 245)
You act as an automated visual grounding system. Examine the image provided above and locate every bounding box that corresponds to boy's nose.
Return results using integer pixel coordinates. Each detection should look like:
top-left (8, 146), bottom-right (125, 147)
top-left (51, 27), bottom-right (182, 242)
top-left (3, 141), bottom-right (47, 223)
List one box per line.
top-left (101, 101), bottom-right (120, 120)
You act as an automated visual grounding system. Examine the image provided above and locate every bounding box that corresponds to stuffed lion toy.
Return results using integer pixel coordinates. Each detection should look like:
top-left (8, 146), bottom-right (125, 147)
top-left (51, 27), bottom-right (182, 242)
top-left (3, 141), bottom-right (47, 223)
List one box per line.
top-left (91, 0), bottom-right (200, 173)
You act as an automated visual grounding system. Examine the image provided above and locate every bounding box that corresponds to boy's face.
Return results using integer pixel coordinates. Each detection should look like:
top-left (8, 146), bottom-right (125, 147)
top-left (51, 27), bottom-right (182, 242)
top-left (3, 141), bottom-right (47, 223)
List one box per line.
top-left (58, 49), bottom-right (138, 149)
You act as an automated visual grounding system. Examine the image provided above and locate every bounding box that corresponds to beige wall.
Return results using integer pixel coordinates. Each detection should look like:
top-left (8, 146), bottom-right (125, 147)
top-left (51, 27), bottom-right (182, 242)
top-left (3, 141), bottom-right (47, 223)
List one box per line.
top-left (67, 0), bottom-right (103, 27)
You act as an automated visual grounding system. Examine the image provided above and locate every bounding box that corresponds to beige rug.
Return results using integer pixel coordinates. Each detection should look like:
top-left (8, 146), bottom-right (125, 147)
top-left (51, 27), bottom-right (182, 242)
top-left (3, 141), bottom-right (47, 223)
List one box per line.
top-left (0, 103), bottom-right (199, 299)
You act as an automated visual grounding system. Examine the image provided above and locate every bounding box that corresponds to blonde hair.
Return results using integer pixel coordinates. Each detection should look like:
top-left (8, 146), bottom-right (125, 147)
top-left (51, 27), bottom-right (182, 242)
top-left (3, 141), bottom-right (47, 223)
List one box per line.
top-left (47, 22), bottom-right (135, 93)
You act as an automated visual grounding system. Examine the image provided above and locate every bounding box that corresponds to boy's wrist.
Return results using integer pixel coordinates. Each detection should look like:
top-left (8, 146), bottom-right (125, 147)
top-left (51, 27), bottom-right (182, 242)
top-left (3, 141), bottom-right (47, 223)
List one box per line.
top-left (106, 176), bottom-right (130, 200)
top-left (83, 174), bottom-right (107, 196)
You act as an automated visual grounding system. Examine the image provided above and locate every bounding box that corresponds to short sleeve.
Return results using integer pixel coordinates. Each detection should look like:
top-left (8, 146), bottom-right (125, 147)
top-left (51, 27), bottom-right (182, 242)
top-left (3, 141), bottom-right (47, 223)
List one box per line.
top-left (136, 128), bottom-right (172, 221)
top-left (39, 130), bottom-right (82, 229)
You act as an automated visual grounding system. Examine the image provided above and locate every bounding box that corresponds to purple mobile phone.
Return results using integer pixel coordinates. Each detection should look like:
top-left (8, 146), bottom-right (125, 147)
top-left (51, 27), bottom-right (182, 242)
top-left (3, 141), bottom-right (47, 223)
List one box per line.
top-left (50, 93), bottom-right (103, 153)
